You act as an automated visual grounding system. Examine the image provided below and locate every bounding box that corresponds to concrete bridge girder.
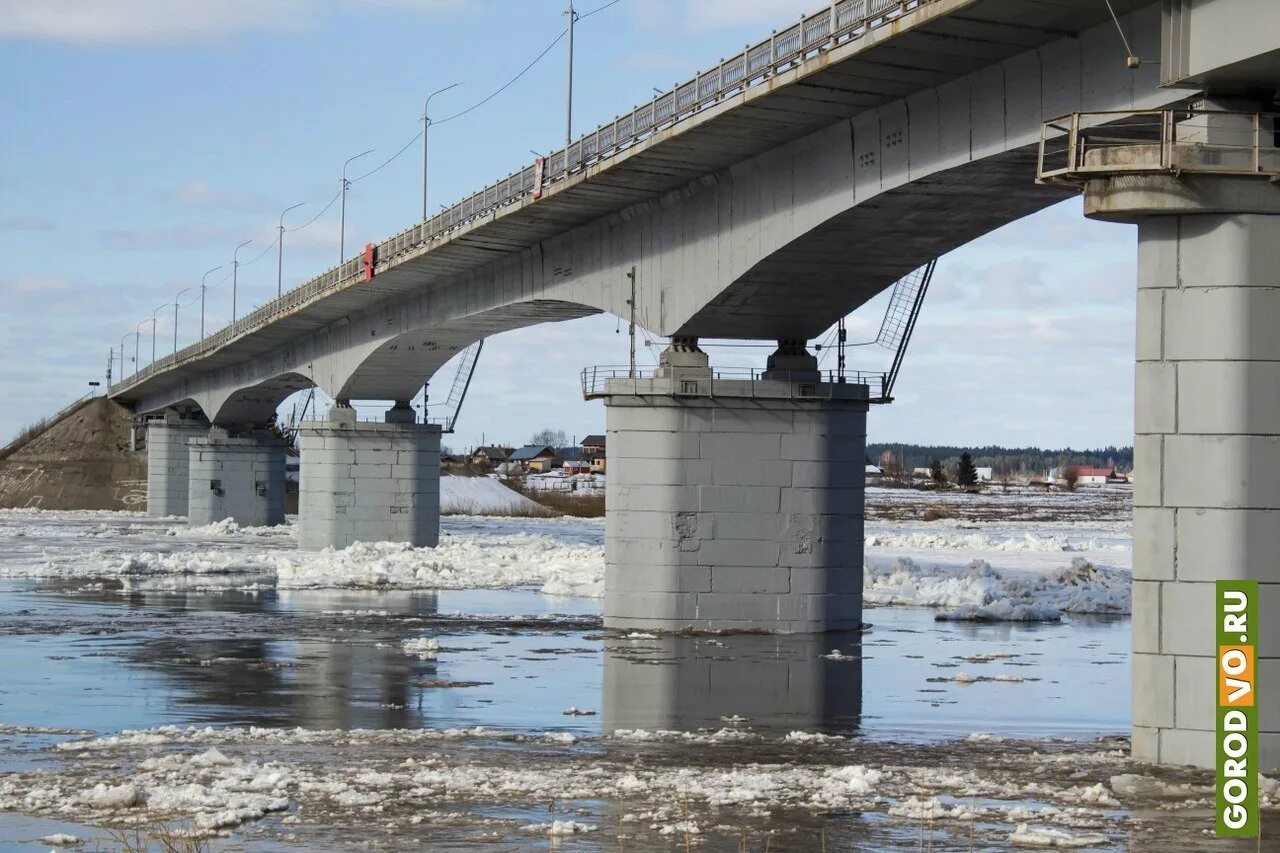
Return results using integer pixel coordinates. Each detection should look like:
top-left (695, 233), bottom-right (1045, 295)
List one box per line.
top-left (125, 3), bottom-right (1176, 420)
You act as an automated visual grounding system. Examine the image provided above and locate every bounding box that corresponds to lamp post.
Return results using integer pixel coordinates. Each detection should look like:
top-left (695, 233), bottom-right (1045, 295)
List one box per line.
top-left (174, 287), bottom-right (193, 355)
top-left (422, 82), bottom-right (460, 222)
top-left (119, 332), bottom-right (135, 380)
top-left (151, 302), bottom-right (167, 364)
top-left (565, 2), bottom-right (578, 148)
top-left (134, 321), bottom-right (147, 378)
top-left (340, 149), bottom-right (374, 266)
top-left (277, 202), bottom-right (305, 298)
top-left (232, 239), bottom-right (252, 322)
top-left (200, 265), bottom-right (223, 340)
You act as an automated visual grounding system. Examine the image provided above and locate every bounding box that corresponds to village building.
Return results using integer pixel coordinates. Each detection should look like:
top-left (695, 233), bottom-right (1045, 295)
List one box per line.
top-left (510, 444), bottom-right (559, 473)
top-left (469, 446), bottom-right (512, 468)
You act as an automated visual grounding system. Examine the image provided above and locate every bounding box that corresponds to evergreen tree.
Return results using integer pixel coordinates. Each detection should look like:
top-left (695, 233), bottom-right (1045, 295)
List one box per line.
top-left (930, 459), bottom-right (946, 485)
top-left (957, 451), bottom-right (978, 487)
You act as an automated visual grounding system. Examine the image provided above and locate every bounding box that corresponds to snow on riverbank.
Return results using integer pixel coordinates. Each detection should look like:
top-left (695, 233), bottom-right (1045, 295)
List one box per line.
top-left (0, 509), bottom-right (1132, 619)
top-left (865, 557), bottom-right (1131, 621)
top-left (439, 475), bottom-right (547, 515)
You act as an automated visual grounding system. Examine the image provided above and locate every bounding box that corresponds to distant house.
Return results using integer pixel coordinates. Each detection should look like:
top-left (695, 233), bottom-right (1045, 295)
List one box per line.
top-left (563, 459), bottom-right (591, 474)
top-left (974, 467), bottom-right (993, 483)
top-left (911, 467), bottom-right (932, 480)
top-left (1062, 465), bottom-right (1118, 486)
top-left (581, 435), bottom-right (606, 473)
top-left (470, 446), bottom-right (511, 467)
top-left (511, 445), bottom-right (558, 472)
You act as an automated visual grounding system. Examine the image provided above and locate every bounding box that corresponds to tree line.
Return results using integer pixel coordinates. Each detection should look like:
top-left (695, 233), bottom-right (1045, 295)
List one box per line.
top-left (866, 443), bottom-right (1133, 476)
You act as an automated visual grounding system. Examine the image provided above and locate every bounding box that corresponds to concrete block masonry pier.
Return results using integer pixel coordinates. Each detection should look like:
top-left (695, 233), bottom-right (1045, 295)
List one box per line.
top-left (187, 429), bottom-right (286, 528)
top-left (587, 342), bottom-right (868, 633)
top-left (297, 402), bottom-right (441, 551)
top-left (146, 410), bottom-right (209, 517)
top-left (1078, 107), bottom-right (1280, 771)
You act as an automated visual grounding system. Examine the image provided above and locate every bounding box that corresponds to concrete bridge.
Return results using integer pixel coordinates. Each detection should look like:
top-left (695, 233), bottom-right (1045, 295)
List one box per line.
top-left (106, 0), bottom-right (1280, 770)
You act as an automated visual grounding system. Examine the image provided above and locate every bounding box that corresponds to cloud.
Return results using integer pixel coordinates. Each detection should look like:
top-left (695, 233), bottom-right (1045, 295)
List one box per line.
top-left (0, 0), bottom-right (306, 45)
top-left (96, 225), bottom-right (248, 251)
top-left (0, 214), bottom-right (54, 231)
top-left (680, 0), bottom-right (815, 34)
top-left (162, 181), bottom-right (272, 214)
top-left (0, 0), bottom-right (464, 46)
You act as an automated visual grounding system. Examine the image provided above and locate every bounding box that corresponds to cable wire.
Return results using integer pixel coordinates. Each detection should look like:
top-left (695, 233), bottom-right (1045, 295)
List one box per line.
top-left (351, 128), bottom-right (424, 184)
top-left (435, 29), bottom-right (567, 125)
top-left (579, 0), bottom-right (624, 20)
top-left (287, 190), bottom-right (342, 233)
top-left (237, 236), bottom-right (279, 268)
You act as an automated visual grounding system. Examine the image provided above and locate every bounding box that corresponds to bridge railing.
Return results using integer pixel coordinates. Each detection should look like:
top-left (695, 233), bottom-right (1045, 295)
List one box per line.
top-left (110, 0), bottom-right (938, 397)
top-left (581, 365), bottom-right (888, 403)
top-left (1038, 109), bottom-right (1280, 185)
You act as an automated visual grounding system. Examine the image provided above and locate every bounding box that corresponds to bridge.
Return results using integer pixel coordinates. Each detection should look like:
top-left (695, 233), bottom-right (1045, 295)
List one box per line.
top-left (105, 0), bottom-right (1280, 771)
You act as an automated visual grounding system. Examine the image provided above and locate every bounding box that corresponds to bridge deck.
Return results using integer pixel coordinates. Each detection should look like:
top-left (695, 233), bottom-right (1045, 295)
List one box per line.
top-left (109, 0), bottom-right (1145, 403)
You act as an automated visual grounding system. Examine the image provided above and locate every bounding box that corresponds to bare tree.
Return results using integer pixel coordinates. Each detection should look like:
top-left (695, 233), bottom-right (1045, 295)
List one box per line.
top-left (530, 428), bottom-right (568, 448)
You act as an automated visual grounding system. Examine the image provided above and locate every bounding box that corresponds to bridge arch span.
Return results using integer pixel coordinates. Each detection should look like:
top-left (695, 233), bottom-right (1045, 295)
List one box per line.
top-left (204, 372), bottom-right (318, 426)
top-left (328, 300), bottom-right (601, 403)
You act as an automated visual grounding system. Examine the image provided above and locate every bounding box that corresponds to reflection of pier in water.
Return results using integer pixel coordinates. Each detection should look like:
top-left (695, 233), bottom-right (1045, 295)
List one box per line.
top-left (98, 588), bottom-right (440, 730)
top-left (603, 632), bottom-right (862, 734)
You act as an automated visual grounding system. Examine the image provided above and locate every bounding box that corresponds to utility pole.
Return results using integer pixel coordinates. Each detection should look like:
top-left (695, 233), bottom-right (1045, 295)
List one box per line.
top-left (837, 317), bottom-right (847, 383)
top-left (174, 287), bottom-right (192, 355)
top-left (151, 302), bottom-right (166, 364)
top-left (340, 149), bottom-right (374, 265)
top-left (565, 2), bottom-right (578, 148)
top-left (200, 265), bottom-right (223, 341)
top-left (277, 202), bottom-right (305, 298)
top-left (134, 321), bottom-right (145, 377)
top-left (119, 333), bottom-right (132, 380)
top-left (107, 348), bottom-right (113, 386)
top-left (626, 266), bottom-right (637, 378)
top-left (232, 239), bottom-right (252, 323)
top-left (423, 83), bottom-right (460, 222)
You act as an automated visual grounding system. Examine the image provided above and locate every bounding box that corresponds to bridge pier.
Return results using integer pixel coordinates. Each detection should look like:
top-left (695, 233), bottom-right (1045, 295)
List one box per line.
top-left (592, 341), bottom-right (867, 633)
top-left (186, 428), bottom-right (286, 528)
top-left (145, 410), bottom-right (209, 518)
top-left (1085, 160), bottom-right (1280, 769)
top-left (297, 402), bottom-right (441, 551)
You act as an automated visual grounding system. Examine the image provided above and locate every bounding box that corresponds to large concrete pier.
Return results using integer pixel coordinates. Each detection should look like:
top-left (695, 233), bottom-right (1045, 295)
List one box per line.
top-left (187, 429), bottom-right (287, 528)
top-left (297, 403), bottom-right (441, 551)
top-left (145, 411), bottom-right (210, 518)
top-left (1082, 113), bottom-right (1280, 768)
top-left (593, 344), bottom-right (867, 633)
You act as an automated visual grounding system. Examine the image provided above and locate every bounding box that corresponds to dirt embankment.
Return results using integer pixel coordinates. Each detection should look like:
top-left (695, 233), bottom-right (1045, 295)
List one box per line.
top-left (0, 397), bottom-right (146, 511)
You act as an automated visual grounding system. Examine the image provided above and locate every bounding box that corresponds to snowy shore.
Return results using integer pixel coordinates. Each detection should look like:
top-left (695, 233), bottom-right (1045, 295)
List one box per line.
top-left (1, 503), bottom-right (1132, 621)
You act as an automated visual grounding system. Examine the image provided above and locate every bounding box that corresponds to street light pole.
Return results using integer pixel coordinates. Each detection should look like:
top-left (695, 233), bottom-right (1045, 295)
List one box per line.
top-left (134, 321), bottom-right (146, 378)
top-left (199, 265), bottom-right (223, 341)
top-left (232, 239), bottom-right (252, 322)
top-left (119, 333), bottom-right (134, 380)
top-left (151, 302), bottom-right (167, 364)
top-left (340, 149), bottom-right (374, 266)
top-left (277, 202), bottom-right (306, 298)
top-left (565, 2), bottom-right (578, 148)
top-left (174, 287), bottom-right (193, 355)
top-left (422, 82), bottom-right (460, 222)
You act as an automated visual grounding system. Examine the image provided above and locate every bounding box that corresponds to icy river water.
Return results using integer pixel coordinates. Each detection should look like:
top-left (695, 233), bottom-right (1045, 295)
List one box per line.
top-left (0, 502), bottom-right (1275, 850)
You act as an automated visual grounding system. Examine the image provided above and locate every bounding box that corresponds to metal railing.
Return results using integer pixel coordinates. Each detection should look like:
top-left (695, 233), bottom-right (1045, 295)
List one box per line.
top-left (1038, 109), bottom-right (1280, 184)
top-left (581, 365), bottom-right (888, 402)
top-left (110, 0), bottom-right (937, 396)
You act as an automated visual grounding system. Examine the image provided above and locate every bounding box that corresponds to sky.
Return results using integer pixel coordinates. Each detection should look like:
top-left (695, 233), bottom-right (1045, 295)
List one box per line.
top-left (0, 0), bottom-right (1138, 453)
